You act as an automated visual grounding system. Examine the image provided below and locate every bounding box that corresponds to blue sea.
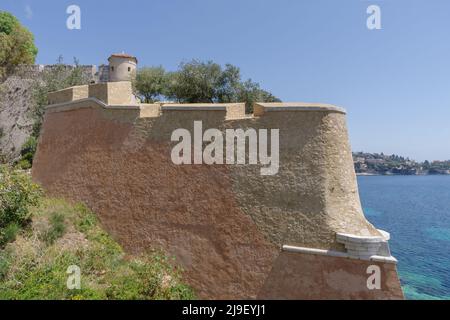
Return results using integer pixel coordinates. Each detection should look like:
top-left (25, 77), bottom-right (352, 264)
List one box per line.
top-left (357, 175), bottom-right (450, 300)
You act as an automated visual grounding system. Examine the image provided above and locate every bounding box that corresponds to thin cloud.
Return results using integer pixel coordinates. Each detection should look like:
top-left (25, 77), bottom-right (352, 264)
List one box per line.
top-left (25, 5), bottom-right (33, 19)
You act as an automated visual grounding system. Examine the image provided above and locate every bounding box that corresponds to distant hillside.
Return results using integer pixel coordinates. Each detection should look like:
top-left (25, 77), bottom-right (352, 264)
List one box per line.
top-left (353, 152), bottom-right (450, 175)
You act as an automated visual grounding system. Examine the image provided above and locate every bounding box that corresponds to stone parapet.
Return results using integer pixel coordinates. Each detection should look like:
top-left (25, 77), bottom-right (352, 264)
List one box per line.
top-left (48, 85), bottom-right (89, 105)
top-left (88, 81), bottom-right (137, 105)
top-left (253, 102), bottom-right (346, 116)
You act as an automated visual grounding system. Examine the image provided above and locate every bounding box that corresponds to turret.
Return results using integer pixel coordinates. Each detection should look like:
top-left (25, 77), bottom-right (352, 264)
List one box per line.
top-left (108, 53), bottom-right (137, 82)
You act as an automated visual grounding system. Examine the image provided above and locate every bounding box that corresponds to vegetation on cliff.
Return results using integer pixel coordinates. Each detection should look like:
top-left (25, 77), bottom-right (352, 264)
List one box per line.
top-left (0, 166), bottom-right (194, 300)
top-left (0, 11), bottom-right (38, 80)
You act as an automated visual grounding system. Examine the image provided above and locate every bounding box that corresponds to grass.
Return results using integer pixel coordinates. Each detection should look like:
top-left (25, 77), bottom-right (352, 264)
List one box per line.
top-left (40, 211), bottom-right (66, 245)
top-left (0, 198), bottom-right (195, 300)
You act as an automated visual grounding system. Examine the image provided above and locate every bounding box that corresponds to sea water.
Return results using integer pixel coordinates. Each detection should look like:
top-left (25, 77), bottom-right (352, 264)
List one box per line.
top-left (357, 175), bottom-right (450, 300)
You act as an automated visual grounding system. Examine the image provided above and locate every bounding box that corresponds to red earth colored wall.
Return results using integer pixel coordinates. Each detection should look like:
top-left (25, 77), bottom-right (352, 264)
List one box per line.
top-left (32, 101), bottom-right (403, 299)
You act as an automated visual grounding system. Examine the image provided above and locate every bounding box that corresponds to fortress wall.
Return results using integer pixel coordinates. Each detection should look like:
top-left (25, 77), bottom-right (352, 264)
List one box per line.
top-left (225, 107), bottom-right (380, 252)
top-left (48, 85), bottom-right (89, 105)
top-left (88, 81), bottom-right (135, 105)
top-left (258, 250), bottom-right (403, 299)
top-left (13, 64), bottom-right (97, 82)
top-left (32, 97), bottom-right (403, 299)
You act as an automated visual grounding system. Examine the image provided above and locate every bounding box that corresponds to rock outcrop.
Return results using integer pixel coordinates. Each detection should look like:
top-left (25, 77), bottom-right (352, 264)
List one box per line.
top-left (0, 76), bottom-right (35, 162)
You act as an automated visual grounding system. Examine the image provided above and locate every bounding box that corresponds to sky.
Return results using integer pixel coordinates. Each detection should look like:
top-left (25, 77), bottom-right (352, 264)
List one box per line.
top-left (1, 0), bottom-right (449, 161)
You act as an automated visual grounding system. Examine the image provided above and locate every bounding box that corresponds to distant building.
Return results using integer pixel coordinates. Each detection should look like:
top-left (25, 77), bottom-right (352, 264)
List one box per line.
top-left (366, 158), bottom-right (385, 164)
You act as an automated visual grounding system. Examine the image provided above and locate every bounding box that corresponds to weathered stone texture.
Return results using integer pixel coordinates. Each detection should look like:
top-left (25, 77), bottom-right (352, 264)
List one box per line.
top-left (32, 97), bottom-right (403, 299)
top-left (0, 77), bottom-right (35, 162)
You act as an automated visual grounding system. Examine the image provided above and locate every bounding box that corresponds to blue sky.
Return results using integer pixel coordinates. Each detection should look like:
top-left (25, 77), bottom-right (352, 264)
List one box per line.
top-left (1, 0), bottom-right (449, 161)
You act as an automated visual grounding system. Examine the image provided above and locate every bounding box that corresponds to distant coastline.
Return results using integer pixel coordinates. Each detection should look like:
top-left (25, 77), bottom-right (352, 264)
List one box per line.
top-left (353, 152), bottom-right (450, 176)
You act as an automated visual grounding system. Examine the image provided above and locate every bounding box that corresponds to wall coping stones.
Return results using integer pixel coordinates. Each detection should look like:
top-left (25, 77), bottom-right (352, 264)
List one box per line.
top-left (161, 105), bottom-right (230, 111)
top-left (45, 97), bottom-right (347, 121)
top-left (282, 244), bottom-right (398, 264)
top-left (254, 102), bottom-right (347, 115)
top-left (336, 232), bottom-right (387, 243)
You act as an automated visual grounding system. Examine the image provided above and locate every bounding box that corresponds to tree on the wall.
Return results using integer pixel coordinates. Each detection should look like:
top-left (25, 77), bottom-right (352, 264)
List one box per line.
top-left (135, 59), bottom-right (281, 113)
top-left (134, 66), bottom-right (167, 103)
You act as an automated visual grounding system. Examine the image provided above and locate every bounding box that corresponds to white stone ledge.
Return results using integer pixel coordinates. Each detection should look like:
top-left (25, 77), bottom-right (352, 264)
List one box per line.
top-left (254, 102), bottom-right (347, 114)
top-left (336, 232), bottom-right (385, 243)
top-left (282, 245), bottom-right (398, 264)
top-left (161, 105), bottom-right (228, 111)
top-left (336, 230), bottom-right (394, 260)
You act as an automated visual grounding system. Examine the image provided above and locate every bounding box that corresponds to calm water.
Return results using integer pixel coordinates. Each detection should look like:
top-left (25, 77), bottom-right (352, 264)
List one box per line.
top-left (357, 175), bottom-right (450, 300)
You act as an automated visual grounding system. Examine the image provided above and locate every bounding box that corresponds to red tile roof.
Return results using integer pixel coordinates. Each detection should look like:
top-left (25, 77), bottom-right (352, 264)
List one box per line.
top-left (108, 54), bottom-right (138, 63)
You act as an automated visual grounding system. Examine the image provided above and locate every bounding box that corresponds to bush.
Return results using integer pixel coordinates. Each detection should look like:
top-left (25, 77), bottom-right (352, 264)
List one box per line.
top-left (41, 212), bottom-right (66, 245)
top-left (17, 136), bottom-right (37, 169)
top-left (0, 222), bottom-right (20, 246)
top-left (0, 165), bottom-right (42, 246)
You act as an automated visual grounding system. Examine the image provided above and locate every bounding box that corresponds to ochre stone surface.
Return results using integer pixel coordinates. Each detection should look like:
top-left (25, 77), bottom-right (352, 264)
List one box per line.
top-left (32, 99), bottom-right (403, 299)
top-left (259, 251), bottom-right (403, 299)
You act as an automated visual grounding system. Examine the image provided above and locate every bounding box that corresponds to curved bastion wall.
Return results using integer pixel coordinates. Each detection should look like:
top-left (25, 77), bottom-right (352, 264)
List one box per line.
top-left (32, 81), bottom-right (403, 299)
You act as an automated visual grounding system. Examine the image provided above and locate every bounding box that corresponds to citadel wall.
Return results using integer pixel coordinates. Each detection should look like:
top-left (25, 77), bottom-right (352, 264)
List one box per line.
top-left (32, 82), bottom-right (403, 299)
top-left (13, 64), bottom-right (97, 82)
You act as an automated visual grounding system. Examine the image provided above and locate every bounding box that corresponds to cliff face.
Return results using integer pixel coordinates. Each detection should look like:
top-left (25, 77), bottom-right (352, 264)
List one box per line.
top-left (0, 65), bottom-right (97, 163)
top-left (0, 76), bottom-right (35, 162)
top-left (32, 83), bottom-right (403, 299)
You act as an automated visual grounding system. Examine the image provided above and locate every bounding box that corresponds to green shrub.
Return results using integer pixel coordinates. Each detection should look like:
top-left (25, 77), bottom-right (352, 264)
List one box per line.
top-left (0, 165), bottom-right (42, 246)
top-left (0, 249), bottom-right (11, 280)
top-left (41, 212), bottom-right (66, 245)
top-left (17, 136), bottom-right (37, 169)
top-left (0, 222), bottom-right (20, 246)
top-left (105, 254), bottom-right (195, 300)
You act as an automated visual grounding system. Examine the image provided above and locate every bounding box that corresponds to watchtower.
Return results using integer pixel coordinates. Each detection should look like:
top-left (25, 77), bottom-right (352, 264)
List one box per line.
top-left (108, 53), bottom-right (137, 82)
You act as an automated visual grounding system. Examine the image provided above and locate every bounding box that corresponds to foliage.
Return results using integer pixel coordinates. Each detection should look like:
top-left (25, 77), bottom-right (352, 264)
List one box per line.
top-left (237, 79), bottom-right (280, 113)
top-left (135, 59), bottom-right (280, 113)
top-left (17, 136), bottom-right (37, 170)
top-left (0, 222), bottom-right (20, 246)
top-left (0, 11), bottom-right (38, 80)
top-left (166, 60), bottom-right (224, 103)
top-left (134, 66), bottom-right (167, 103)
top-left (40, 212), bottom-right (66, 245)
top-left (0, 165), bottom-right (42, 246)
top-left (0, 198), bottom-right (195, 300)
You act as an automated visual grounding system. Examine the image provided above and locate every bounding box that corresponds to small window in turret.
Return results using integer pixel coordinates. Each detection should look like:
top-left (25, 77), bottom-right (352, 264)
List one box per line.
top-left (111, 66), bottom-right (114, 72)
top-left (128, 67), bottom-right (131, 72)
